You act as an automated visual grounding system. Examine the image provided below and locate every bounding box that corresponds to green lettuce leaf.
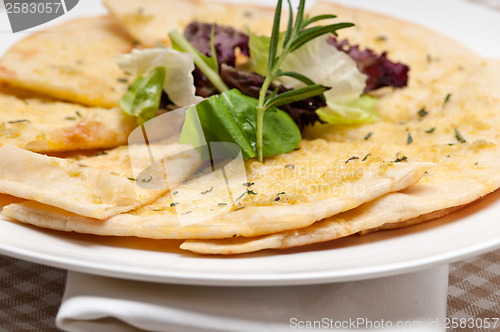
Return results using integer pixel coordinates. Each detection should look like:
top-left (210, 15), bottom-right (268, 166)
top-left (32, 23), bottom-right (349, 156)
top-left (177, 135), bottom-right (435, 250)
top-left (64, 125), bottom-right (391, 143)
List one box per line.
top-left (316, 95), bottom-right (378, 125)
top-left (119, 67), bottom-right (166, 125)
top-left (247, 31), bottom-right (284, 77)
top-left (116, 48), bottom-right (203, 107)
top-left (179, 89), bottom-right (301, 159)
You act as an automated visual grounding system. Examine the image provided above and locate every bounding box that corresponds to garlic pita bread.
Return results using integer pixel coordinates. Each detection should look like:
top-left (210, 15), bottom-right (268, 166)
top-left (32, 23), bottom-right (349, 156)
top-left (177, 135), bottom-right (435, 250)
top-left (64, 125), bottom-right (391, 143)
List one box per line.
top-left (0, 85), bottom-right (135, 152)
top-left (0, 16), bottom-right (133, 108)
top-left (103, 0), bottom-right (277, 47)
top-left (1, 139), bottom-right (430, 239)
top-left (179, 2), bottom-right (500, 254)
top-left (0, 143), bottom-right (201, 219)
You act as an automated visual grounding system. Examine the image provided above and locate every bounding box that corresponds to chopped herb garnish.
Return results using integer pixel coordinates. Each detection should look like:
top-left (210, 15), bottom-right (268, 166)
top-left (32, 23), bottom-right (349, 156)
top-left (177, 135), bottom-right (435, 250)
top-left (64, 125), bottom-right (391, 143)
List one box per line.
top-left (127, 177), bottom-right (136, 181)
top-left (443, 93), bottom-right (452, 106)
top-left (362, 153), bottom-right (371, 161)
top-left (364, 132), bottom-right (373, 140)
top-left (285, 164), bottom-right (295, 169)
top-left (141, 176), bottom-right (153, 183)
top-left (235, 191), bottom-right (247, 202)
top-left (173, 191), bottom-right (178, 195)
top-left (117, 77), bottom-right (129, 83)
top-left (218, 202), bottom-right (228, 206)
top-left (7, 119), bottom-right (30, 124)
top-left (201, 186), bottom-right (214, 194)
top-left (407, 133), bottom-right (413, 145)
top-left (235, 189), bottom-right (258, 202)
top-left (376, 35), bottom-right (387, 42)
top-left (274, 191), bottom-right (286, 201)
top-left (64, 116), bottom-right (76, 120)
top-left (345, 156), bottom-right (359, 163)
top-left (181, 210), bottom-right (192, 215)
top-left (417, 108), bottom-right (428, 117)
top-left (425, 127), bottom-right (436, 133)
top-left (232, 234), bottom-right (237, 237)
top-left (394, 156), bottom-right (408, 163)
top-left (170, 202), bottom-right (179, 207)
top-left (75, 111), bottom-right (82, 118)
top-left (242, 182), bottom-right (254, 187)
top-left (454, 128), bottom-right (466, 143)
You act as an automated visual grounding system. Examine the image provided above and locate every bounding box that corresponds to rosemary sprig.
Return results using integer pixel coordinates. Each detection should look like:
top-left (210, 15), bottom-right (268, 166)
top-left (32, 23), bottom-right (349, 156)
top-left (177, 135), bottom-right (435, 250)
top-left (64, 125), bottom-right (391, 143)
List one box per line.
top-left (255, 0), bottom-right (354, 162)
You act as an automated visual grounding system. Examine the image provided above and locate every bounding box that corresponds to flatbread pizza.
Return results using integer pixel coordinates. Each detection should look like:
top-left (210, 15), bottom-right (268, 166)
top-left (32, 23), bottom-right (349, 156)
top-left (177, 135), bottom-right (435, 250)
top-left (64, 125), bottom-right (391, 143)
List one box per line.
top-left (0, 16), bottom-right (134, 108)
top-left (0, 0), bottom-right (498, 257)
top-left (0, 85), bottom-right (135, 152)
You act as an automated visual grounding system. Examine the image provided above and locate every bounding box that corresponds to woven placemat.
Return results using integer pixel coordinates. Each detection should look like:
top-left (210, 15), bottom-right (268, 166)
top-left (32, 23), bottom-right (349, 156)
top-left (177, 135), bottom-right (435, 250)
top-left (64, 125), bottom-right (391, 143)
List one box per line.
top-left (0, 257), bottom-right (65, 332)
top-left (447, 250), bottom-right (500, 331)
top-left (1, 249), bottom-right (500, 332)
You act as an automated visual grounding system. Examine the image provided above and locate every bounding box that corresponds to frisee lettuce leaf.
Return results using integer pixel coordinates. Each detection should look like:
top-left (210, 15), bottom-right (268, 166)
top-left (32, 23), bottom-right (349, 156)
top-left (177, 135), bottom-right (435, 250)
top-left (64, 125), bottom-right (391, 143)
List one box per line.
top-left (277, 35), bottom-right (366, 96)
top-left (248, 33), bottom-right (377, 125)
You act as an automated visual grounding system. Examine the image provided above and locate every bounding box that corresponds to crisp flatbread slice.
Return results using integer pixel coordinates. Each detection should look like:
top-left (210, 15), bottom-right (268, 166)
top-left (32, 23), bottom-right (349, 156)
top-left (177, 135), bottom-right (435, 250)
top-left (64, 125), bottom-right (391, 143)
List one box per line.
top-left (179, 3), bottom-right (500, 254)
top-left (0, 143), bottom-right (201, 219)
top-left (181, 171), bottom-right (496, 254)
top-left (103, 0), bottom-right (277, 47)
top-left (306, 2), bottom-right (500, 225)
top-left (1, 139), bottom-right (430, 239)
top-left (0, 85), bottom-right (135, 152)
top-left (0, 16), bottom-right (133, 108)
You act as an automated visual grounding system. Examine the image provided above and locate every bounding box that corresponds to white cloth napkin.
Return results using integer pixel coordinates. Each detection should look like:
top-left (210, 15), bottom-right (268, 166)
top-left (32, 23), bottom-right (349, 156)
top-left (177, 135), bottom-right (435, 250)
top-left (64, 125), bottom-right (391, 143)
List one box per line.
top-left (56, 265), bottom-right (449, 332)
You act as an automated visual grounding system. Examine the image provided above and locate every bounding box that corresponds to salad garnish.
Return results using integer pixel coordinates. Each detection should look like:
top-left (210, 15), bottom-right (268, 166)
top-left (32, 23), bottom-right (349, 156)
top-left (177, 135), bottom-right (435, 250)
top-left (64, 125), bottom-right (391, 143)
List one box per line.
top-left (116, 0), bottom-right (410, 162)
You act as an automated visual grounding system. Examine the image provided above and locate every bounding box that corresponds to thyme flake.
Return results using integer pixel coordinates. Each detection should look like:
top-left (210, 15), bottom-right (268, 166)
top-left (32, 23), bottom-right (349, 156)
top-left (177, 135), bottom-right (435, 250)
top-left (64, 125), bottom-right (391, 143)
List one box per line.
top-left (394, 156), bottom-right (408, 163)
top-left (417, 108), bottom-right (428, 117)
top-left (425, 127), bottom-right (436, 134)
top-left (407, 133), bottom-right (413, 145)
top-left (7, 119), bottom-right (30, 124)
top-left (201, 186), bottom-right (214, 194)
top-left (345, 156), bottom-right (359, 163)
top-left (454, 128), bottom-right (466, 143)
top-left (443, 93), bottom-right (452, 106)
top-left (141, 176), bottom-right (153, 183)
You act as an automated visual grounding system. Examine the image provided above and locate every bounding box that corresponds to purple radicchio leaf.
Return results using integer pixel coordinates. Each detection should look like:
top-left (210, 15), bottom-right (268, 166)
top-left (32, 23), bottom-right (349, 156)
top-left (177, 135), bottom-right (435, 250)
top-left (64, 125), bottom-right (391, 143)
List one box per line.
top-left (184, 22), bottom-right (250, 98)
top-left (328, 37), bottom-right (409, 93)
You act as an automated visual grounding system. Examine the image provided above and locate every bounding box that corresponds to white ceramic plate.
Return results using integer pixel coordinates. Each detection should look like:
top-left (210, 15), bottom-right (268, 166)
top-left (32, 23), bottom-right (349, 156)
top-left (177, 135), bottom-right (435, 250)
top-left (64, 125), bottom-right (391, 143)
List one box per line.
top-left (0, 0), bottom-right (499, 286)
